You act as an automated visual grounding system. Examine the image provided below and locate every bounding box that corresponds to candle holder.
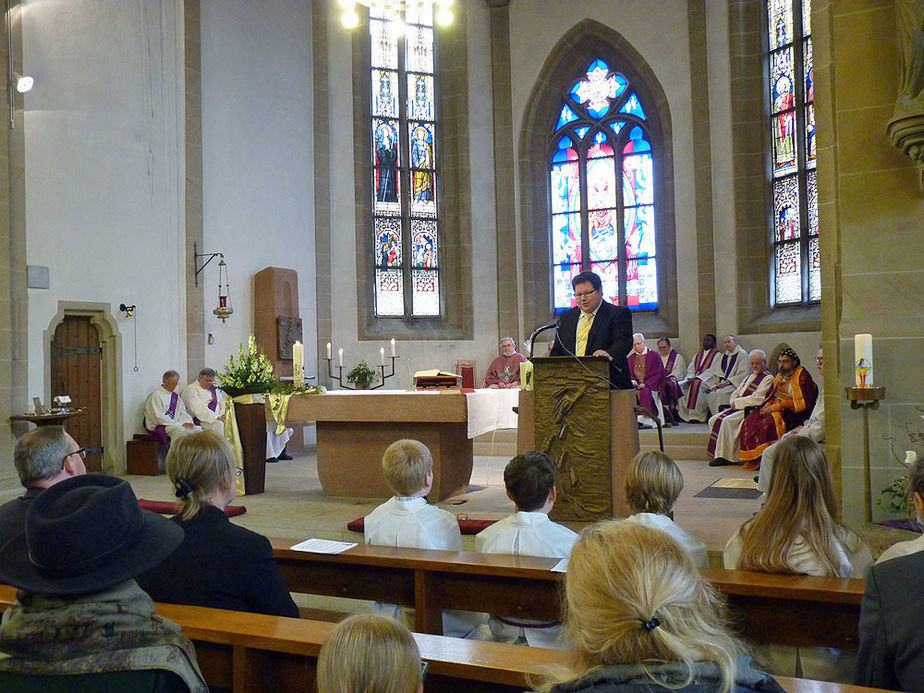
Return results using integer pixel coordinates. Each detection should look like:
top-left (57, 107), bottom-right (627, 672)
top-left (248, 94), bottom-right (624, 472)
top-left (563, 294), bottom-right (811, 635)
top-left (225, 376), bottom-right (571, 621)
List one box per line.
top-left (845, 386), bottom-right (886, 523)
top-left (327, 356), bottom-right (399, 390)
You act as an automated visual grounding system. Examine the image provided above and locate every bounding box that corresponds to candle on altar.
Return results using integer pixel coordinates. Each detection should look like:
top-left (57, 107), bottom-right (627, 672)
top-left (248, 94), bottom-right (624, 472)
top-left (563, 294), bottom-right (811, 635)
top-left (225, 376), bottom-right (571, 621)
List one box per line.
top-left (380, 347), bottom-right (385, 365)
top-left (326, 342), bottom-right (332, 360)
top-left (338, 348), bottom-right (344, 367)
top-left (854, 333), bottom-right (873, 387)
top-left (293, 341), bottom-right (304, 386)
top-left (391, 338), bottom-right (396, 357)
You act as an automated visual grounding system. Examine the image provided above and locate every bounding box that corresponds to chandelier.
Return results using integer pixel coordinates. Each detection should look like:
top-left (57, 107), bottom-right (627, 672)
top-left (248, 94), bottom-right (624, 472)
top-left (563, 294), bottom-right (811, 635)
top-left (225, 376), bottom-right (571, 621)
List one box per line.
top-left (339, 0), bottom-right (453, 29)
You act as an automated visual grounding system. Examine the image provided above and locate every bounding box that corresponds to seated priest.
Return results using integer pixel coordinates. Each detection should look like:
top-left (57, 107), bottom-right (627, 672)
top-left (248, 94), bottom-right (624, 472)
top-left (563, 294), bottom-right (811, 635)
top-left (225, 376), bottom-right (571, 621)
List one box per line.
top-left (483, 336), bottom-right (527, 389)
top-left (657, 337), bottom-right (686, 425)
top-left (738, 347), bottom-right (818, 472)
top-left (677, 334), bottom-right (719, 423)
top-left (702, 335), bottom-right (750, 418)
top-left (181, 367), bottom-right (226, 434)
top-left (706, 349), bottom-right (773, 467)
top-left (144, 370), bottom-right (200, 448)
top-left (628, 333), bottom-right (665, 428)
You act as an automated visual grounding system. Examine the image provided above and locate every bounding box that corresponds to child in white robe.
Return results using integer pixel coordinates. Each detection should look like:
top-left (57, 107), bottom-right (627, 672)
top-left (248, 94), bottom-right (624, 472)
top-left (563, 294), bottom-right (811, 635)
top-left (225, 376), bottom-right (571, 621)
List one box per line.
top-left (475, 451), bottom-right (578, 648)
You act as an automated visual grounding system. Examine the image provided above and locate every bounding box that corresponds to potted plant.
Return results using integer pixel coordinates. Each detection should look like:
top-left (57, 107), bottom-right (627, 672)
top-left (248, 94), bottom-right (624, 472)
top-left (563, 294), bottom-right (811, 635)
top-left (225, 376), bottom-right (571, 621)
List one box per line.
top-left (346, 361), bottom-right (379, 390)
top-left (217, 334), bottom-right (277, 397)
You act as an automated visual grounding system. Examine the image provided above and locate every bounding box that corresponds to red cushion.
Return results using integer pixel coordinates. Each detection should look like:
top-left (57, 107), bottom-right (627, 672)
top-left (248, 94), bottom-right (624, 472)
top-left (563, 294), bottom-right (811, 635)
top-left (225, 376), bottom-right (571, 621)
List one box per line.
top-left (138, 498), bottom-right (246, 518)
top-left (347, 516), bottom-right (495, 535)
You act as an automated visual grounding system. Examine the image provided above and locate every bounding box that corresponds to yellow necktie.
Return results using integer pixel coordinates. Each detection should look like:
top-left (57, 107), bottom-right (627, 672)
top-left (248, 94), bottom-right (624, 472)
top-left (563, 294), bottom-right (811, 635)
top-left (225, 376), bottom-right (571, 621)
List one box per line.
top-left (576, 312), bottom-right (593, 356)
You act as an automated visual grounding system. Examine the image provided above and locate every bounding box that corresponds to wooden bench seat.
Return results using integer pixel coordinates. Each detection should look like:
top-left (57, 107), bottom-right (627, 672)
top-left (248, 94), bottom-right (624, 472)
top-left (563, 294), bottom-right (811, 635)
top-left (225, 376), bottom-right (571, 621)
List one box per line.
top-left (0, 584), bottom-right (886, 693)
top-left (271, 539), bottom-right (865, 649)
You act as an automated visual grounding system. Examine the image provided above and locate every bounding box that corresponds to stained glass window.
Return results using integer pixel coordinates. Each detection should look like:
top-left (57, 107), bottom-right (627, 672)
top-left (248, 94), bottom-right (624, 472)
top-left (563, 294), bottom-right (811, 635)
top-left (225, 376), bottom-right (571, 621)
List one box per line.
top-left (549, 59), bottom-right (658, 312)
top-left (371, 8), bottom-right (440, 317)
top-left (768, 0), bottom-right (818, 305)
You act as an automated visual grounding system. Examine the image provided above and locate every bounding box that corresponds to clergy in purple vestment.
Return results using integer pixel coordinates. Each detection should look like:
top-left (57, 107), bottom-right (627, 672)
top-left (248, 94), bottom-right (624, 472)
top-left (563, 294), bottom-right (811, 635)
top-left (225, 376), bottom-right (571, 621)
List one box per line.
top-left (628, 333), bottom-right (665, 421)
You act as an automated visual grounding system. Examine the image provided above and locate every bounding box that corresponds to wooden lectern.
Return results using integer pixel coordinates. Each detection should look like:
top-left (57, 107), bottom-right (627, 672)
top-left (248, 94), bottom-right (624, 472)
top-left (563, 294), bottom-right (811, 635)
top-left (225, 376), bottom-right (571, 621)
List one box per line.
top-left (517, 357), bottom-right (639, 521)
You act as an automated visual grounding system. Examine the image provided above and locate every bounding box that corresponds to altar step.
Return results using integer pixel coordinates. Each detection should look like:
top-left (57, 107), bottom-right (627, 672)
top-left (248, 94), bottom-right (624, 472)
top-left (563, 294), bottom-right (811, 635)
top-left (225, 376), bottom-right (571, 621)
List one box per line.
top-left (474, 423), bottom-right (711, 461)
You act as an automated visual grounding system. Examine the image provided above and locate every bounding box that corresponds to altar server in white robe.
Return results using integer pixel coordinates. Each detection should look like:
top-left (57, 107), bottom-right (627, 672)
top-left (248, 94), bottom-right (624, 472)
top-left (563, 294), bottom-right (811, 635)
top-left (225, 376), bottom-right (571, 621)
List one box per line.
top-left (144, 370), bottom-right (200, 447)
top-left (181, 368), bottom-right (226, 435)
top-left (706, 350), bottom-right (773, 466)
top-left (757, 347), bottom-right (825, 493)
top-left (475, 451), bottom-right (577, 649)
top-left (703, 335), bottom-right (751, 418)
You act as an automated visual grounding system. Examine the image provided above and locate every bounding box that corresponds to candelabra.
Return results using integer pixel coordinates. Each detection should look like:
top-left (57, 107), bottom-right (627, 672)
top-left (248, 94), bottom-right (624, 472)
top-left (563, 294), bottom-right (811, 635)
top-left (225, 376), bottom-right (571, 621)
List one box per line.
top-left (326, 355), bottom-right (399, 390)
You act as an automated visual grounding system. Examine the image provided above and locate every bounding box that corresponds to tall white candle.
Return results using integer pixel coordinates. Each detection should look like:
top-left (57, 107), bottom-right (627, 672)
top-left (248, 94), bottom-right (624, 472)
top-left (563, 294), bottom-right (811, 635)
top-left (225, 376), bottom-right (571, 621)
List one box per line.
top-left (854, 333), bottom-right (873, 387)
top-left (338, 348), bottom-right (344, 367)
top-left (380, 347), bottom-right (385, 364)
top-left (293, 341), bottom-right (304, 386)
top-left (391, 338), bottom-right (396, 357)
top-left (326, 342), bottom-right (332, 360)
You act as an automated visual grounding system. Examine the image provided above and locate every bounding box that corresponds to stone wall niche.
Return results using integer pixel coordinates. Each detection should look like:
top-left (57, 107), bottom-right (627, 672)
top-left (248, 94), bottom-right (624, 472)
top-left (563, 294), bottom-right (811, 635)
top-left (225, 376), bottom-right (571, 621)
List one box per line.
top-left (887, 0), bottom-right (924, 190)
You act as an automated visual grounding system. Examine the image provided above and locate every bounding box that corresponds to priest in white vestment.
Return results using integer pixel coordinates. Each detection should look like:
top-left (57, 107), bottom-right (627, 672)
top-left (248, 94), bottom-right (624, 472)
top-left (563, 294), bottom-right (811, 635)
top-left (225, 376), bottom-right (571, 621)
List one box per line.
top-left (144, 370), bottom-right (200, 447)
top-left (181, 367), bottom-right (226, 434)
top-left (757, 347), bottom-right (825, 492)
top-left (657, 337), bottom-right (686, 425)
top-left (706, 350), bottom-right (773, 466)
top-left (703, 335), bottom-right (750, 417)
top-left (678, 334), bottom-right (719, 423)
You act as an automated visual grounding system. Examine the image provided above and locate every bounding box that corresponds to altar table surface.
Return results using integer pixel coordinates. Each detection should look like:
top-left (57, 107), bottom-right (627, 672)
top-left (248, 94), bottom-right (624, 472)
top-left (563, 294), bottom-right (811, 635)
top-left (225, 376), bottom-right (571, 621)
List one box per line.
top-left (284, 389), bottom-right (518, 501)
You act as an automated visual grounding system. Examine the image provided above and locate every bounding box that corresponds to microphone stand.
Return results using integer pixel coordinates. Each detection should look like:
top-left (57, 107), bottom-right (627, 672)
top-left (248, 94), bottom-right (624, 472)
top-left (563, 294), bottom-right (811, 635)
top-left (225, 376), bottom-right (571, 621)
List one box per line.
top-left (529, 322), bottom-right (559, 358)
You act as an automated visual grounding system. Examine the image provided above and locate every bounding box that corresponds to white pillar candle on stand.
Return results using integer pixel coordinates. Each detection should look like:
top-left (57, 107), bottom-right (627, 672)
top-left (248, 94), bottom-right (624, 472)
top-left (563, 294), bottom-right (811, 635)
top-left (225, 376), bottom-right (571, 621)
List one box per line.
top-left (380, 347), bottom-right (385, 364)
top-left (854, 333), bottom-right (873, 387)
top-left (338, 348), bottom-right (344, 367)
top-left (391, 338), bottom-right (396, 357)
top-left (293, 341), bottom-right (304, 386)
top-left (326, 342), bottom-right (332, 360)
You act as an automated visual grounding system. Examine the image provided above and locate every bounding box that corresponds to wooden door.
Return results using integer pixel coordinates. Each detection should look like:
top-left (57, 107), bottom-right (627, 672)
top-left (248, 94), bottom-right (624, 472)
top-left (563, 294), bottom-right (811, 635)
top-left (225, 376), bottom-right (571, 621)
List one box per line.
top-left (50, 316), bottom-right (103, 472)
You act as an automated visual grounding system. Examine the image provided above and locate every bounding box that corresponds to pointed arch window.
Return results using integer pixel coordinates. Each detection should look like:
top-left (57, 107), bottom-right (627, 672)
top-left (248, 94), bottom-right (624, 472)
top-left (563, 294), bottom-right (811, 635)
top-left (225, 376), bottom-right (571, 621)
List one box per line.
top-left (549, 58), bottom-right (657, 313)
top-left (767, 0), bottom-right (817, 305)
top-left (370, 8), bottom-right (441, 317)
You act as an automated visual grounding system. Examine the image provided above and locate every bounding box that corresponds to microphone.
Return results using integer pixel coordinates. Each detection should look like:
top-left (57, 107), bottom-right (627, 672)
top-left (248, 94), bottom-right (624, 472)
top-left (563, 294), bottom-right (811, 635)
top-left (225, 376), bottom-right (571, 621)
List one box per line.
top-left (529, 319), bottom-right (560, 357)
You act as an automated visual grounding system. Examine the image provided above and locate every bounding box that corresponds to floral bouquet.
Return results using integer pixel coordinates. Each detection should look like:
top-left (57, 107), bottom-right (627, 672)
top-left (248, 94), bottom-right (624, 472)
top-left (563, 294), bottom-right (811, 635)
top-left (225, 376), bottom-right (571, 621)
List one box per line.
top-left (217, 334), bottom-right (277, 397)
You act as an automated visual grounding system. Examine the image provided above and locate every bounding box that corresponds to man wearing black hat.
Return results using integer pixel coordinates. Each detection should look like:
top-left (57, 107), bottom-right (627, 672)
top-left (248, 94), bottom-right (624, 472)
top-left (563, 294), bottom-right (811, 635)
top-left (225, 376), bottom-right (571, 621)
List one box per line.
top-left (0, 426), bottom-right (87, 548)
top-left (737, 347), bottom-right (818, 472)
top-left (0, 474), bottom-right (207, 691)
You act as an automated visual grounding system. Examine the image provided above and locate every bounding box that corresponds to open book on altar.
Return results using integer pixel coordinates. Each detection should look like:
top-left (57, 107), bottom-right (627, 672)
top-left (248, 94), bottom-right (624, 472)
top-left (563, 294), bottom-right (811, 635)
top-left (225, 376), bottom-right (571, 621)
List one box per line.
top-left (414, 369), bottom-right (461, 390)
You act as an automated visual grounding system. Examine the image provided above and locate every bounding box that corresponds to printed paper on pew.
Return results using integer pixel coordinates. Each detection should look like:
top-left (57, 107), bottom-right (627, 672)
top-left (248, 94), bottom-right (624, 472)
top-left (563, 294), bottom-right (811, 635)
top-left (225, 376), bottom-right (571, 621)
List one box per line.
top-left (551, 558), bottom-right (568, 573)
top-left (290, 538), bottom-right (358, 554)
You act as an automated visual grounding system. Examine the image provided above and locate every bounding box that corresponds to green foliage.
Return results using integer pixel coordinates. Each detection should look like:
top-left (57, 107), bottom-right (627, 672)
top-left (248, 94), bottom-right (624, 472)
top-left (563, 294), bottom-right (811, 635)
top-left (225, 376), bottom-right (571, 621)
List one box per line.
top-left (346, 360), bottom-right (379, 386)
top-left (217, 334), bottom-right (277, 396)
top-left (878, 475), bottom-right (912, 518)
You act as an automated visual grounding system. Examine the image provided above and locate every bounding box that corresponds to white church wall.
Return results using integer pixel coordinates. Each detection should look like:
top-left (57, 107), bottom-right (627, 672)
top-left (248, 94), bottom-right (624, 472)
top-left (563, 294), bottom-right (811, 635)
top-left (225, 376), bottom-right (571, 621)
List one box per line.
top-left (506, 0), bottom-right (700, 352)
top-left (22, 0), bottom-right (185, 435)
top-left (199, 0), bottom-right (317, 382)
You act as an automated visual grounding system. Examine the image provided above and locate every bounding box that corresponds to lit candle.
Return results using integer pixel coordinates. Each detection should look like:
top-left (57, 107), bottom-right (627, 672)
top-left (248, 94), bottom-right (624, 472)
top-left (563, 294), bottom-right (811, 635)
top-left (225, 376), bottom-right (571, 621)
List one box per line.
top-left (380, 347), bottom-right (385, 364)
top-left (293, 341), bottom-right (304, 386)
top-left (854, 333), bottom-right (873, 387)
top-left (338, 348), bottom-right (344, 367)
top-left (326, 342), bottom-right (332, 360)
top-left (391, 338), bottom-right (396, 357)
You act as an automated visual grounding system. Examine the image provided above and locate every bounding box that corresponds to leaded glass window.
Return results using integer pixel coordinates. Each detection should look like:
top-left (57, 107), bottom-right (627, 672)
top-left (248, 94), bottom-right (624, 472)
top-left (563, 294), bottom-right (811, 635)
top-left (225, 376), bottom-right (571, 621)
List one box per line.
top-left (768, 0), bottom-right (817, 305)
top-left (371, 8), bottom-right (440, 317)
top-left (549, 59), bottom-right (657, 312)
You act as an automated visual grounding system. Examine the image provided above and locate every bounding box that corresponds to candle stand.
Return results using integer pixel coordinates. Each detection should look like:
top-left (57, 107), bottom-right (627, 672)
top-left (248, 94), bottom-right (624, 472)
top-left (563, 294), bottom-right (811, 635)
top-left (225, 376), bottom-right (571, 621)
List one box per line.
top-left (326, 356), bottom-right (399, 390)
top-left (845, 386), bottom-right (886, 523)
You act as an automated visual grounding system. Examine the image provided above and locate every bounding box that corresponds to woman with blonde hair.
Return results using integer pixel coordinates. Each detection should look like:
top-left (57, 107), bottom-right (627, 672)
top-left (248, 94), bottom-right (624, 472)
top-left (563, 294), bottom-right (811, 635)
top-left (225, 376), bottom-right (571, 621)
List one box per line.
top-left (136, 430), bottom-right (299, 617)
top-left (623, 450), bottom-right (708, 567)
top-left (317, 613), bottom-right (423, 693)
top-left (724, 436), bottom-right (870, 577)
top-left (534, 521), bottom-right (782, 693)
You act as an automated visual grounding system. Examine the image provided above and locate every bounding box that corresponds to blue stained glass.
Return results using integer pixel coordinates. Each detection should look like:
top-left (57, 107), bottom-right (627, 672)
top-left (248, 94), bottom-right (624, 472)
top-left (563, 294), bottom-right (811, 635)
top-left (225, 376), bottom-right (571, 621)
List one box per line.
top-left (551, 147), bottom-right (578, 163)
top-left (556, 104), bottom-right (579, 131)
top-left (589, 209), bottom-right (618, 262)
top-left (623, 127), bottom-right (651, 154)
top-left (553, 264), bottom-right (581, 313)
top-left (623, 153), bottom-right (653, 206)
top-left (619, 92), bottom-right (646, 120)
top-left (593, 130), bottom-right (607, 145)
top-left (570, 59), bottom-right (627, 120)
top-left (552, 213), bottom-right (581, 266)
top-left (587, 143), bottom-right (614, 159)
top-left (550, 161), bottom-right (580, 213)
top-left (557, 135), bottom-right (574, 150)
top-left (610, 121), bottom-right (625, 136)
top-left (575, 127), bottom-right (590, 140)
top-left (586, 158), bottom-right (617, 211)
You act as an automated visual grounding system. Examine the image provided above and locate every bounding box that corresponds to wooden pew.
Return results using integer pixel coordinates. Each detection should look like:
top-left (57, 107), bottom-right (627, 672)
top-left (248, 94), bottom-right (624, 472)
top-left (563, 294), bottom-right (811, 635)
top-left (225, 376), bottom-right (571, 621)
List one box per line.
top-left (271, 539), bottom-right (865, 649)
top-left (0, 584), bottom-right (888, 693)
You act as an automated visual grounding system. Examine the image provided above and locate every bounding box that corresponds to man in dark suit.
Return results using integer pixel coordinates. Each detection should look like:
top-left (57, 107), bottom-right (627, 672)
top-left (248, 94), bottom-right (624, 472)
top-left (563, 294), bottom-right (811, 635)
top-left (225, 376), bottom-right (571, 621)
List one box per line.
top-left (550, 270), bottom-right (633, 389)
top-left (855, 550), bottom-right (924, 690)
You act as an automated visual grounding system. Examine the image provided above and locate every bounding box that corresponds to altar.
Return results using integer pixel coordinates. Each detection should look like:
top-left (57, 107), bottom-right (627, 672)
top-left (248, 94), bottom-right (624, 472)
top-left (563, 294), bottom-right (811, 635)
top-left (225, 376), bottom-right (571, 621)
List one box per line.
top-left (283, 389), bottom-right (518, 501)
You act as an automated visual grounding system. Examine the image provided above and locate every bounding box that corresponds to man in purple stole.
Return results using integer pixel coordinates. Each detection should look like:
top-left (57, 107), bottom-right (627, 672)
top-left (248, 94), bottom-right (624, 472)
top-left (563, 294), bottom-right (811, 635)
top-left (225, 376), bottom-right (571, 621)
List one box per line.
top-left (703, 335), bottom-right (750, 418)
top-left (143, 370), bottom-right (199, 448)
top-left (706, 350), bottom-right (773, 466)
top-left (657, 337), bottom-right (686, 425)
top-left (738, 347), bottom-right (818, 471)
top-left (678, 334), bottom-right (719, 423)
top-left (181, 367), bottom-right (227, 435)
top-left (628, 333), bottom-right (665, 427)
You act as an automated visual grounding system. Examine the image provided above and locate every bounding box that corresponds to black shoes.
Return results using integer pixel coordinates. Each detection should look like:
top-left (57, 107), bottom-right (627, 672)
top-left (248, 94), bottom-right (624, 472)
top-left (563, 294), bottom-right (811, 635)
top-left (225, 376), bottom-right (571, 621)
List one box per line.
top-left (708, 457), bottom-right (735, 467)
top-left (277, 448), bottom-right (294, 461)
